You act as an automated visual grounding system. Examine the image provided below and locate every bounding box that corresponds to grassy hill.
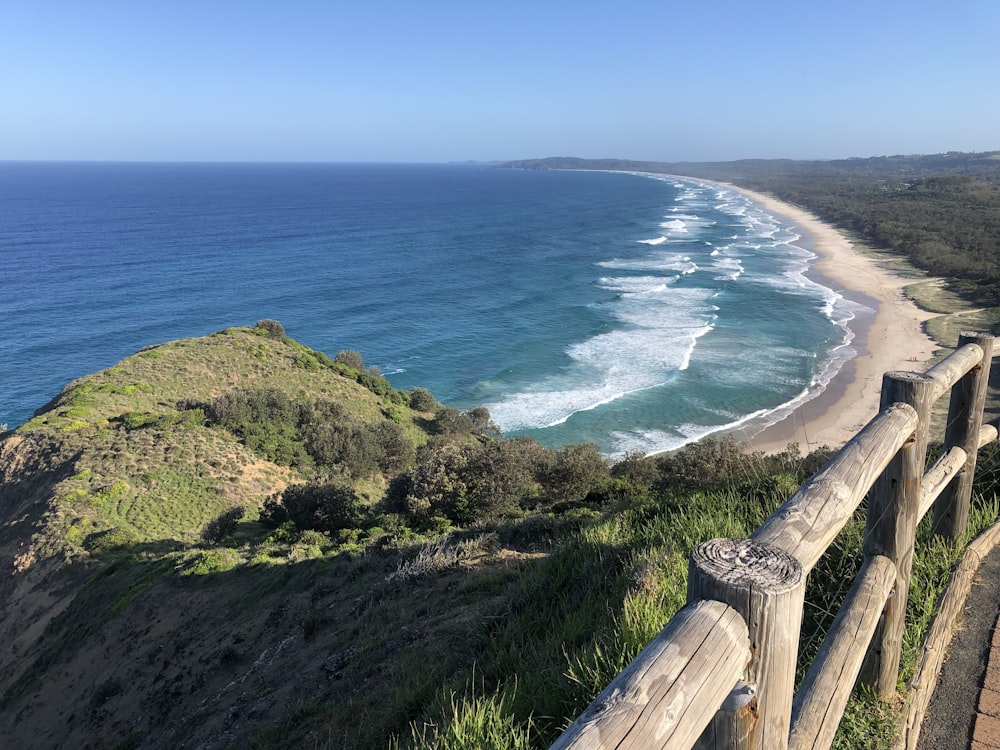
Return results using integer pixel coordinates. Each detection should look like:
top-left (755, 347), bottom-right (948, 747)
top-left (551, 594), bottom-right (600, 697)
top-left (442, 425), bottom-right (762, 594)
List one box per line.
top-left (1, 322), bottom-right (998, 749)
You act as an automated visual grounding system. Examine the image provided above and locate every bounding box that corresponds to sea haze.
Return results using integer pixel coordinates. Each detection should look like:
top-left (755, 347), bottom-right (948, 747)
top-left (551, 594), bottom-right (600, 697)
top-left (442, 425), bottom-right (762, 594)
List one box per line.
top-left (0, 162), bottom-right (864, 455)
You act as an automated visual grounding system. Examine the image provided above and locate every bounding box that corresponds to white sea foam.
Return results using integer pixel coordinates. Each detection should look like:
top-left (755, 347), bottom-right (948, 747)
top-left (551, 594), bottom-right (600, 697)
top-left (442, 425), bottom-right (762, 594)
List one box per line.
top-left (598, 275), bottom-right (679, 296)
top-left (598, 256), bottom-right (699, 274)
top-left (486, 172), bottom-right (865, 456)
top-left (659, 219), bottom-right (688, 233)
top-left (712, 257), bottom-right (744, 281)
top-left (487, 285), bottom-right (718, 431)
top-left (607, 398), bottom-right (783, 458)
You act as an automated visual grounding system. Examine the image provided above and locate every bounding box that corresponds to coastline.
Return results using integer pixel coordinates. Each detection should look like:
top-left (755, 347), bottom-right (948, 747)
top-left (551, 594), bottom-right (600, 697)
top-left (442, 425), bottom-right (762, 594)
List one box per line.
top-left (721, 184), bottom-right (940, 454)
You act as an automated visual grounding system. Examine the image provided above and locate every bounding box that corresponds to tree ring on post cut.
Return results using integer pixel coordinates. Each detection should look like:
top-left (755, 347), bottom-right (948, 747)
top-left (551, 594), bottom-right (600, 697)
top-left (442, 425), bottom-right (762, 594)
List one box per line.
top-left (690, 537), bottom-right (804, 596)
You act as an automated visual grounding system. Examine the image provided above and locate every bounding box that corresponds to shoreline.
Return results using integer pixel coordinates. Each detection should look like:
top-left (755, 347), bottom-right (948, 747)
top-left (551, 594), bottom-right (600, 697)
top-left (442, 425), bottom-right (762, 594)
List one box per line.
top-left (719, 184), bottom-right (940, 454)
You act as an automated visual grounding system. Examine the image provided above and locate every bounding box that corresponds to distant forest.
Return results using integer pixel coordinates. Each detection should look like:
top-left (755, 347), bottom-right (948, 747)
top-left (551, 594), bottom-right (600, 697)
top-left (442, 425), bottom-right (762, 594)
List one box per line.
top-left (501, 152), bottom-right (1000, 304)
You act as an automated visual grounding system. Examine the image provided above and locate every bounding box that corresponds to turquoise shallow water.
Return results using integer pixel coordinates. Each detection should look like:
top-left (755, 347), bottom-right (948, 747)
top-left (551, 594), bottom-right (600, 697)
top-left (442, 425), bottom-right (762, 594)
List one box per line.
top-left (0, 162), bottom-right (863, 455)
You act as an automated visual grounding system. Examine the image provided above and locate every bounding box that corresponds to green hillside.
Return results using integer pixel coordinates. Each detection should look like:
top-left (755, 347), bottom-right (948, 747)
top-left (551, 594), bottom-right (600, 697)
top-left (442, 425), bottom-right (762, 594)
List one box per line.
top-left (1, 322), bottom-right (998, 749)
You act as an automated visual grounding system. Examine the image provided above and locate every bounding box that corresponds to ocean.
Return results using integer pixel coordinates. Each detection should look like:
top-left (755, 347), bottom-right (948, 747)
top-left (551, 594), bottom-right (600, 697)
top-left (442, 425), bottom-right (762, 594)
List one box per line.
top-left (0, 162), bottom-right (863, 456)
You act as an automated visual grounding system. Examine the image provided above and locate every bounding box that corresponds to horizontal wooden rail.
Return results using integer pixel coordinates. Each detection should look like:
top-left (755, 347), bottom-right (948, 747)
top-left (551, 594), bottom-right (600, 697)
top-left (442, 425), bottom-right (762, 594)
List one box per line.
top-left (788, 555), bottom-right (896, 750)
top-left (919, 447), bottom-right (967, 522)
top-left (924, 343), bottom-right (984, 402)
top-left (751, 403), bottom-right (918, 574)
top-left (551, 600), bottom-right (751, 750)
top-left (980, 421), bottom-right (999, 448)
top-left (553, 333), bottom-right (996, 750)
top-left (919, 424), bottom-right (997, 525)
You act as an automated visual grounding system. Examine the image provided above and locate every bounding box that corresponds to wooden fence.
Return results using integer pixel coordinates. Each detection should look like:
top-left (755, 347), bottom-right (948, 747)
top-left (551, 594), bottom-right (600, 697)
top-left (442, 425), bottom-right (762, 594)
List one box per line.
top-left (551, 332), bottom-right (998, 750)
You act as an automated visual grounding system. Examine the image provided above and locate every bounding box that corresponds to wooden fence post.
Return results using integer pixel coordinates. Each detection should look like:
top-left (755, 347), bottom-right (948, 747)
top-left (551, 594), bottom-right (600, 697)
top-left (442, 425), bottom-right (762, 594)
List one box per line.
top-left (933, 332), bottom-right (995, 540)
top-left (688, 538), bottom-right (805, 750)
top-left (861, 371), bottom-right (935, 699)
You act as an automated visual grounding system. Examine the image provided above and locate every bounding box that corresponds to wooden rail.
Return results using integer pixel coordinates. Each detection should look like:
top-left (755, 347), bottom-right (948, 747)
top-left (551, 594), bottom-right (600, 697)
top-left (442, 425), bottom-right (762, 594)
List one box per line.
top-left (552, 332), bottom-right (997, 750)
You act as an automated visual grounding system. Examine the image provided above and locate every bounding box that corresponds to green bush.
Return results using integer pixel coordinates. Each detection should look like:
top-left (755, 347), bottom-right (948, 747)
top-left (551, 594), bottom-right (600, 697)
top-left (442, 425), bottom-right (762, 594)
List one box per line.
top-left (201, 506), bottom-right (246, 545)
top-left (408, 387), bottom-right (438, 412)
top-left (335, 349), bottom-right (365, 370)
top-left (207, 388), bottom-right (308, 466)
top-left (391, 438), bottom-right (547, 525)
top-left (119, 411), bottom-right (162, 431)
top-left (84, 526), bottom-right (139, 555)
top-left (294, 352), bottom-right (321, 371)
top-left (267, 480), bottom-right (365, 533)
top-left (541, 443), bottom-right (609, 504)
top-left (180, 548), bottom-right (242, 577)
top-left (255, 319), bottom-right (286, 338)
top-left (465, 406), bottom-right (502, 438)
top-left (430, 407), bottom-right (474, 436)
top-left (304, 415), bottom-right (414, 478)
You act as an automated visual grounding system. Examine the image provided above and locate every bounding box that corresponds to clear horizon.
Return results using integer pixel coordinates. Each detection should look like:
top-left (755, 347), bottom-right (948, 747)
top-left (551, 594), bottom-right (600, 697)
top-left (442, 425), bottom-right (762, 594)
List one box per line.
top-left (2, 1), bottom-right (998, 163)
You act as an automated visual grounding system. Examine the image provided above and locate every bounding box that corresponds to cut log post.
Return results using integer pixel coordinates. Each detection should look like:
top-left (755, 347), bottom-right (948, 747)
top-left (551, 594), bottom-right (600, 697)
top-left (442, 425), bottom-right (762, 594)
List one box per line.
top-left (932, 333), bottom-right (995, 541)
top-left (861, 371), bottom-right (935, 700)
top-left (688, 538), bottom-right (805, 750)
top-left (549, 599), bottom-right (751, 750)
top-left (693, 681), bottom-right (756, 750)
top-left (788, 555), bottom-right (896, 750)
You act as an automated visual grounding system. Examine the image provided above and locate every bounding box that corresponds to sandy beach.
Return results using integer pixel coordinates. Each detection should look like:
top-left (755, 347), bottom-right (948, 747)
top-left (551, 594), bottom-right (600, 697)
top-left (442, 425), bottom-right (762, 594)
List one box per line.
top-left (724, 185), bottom-right (940, 454)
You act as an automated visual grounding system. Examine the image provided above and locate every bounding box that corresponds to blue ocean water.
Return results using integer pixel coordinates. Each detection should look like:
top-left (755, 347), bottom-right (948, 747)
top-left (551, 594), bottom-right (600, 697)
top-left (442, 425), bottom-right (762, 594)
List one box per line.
top-left (0, 162), bottom-right (862, 456)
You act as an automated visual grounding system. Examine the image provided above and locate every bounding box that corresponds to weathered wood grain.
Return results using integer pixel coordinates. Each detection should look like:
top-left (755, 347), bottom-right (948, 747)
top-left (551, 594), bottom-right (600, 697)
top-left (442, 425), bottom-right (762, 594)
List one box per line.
top-left (923, 342), bottom-right (984, 402)
top-left (549, 599), bottom-right (751, 750)
top-left (933, 333), bottom-right (995, 540)
top-left (751, 403), bottom-right (917, 574)
top-left (862, 372), bottom-right (935, 699)
top-left (789, 555), bottom-right (896, 750)
top-left (919, 446), bottom-right (967, 523)
top-left (688, 538), bottom-right (805, 750)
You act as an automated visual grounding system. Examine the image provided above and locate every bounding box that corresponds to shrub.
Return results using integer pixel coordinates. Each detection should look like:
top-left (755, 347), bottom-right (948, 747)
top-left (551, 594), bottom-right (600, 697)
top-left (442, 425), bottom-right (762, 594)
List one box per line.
top-left (119, 411), bottom-right (162, 431)
top-left (461, 440), bottom-right (541, 520)
top-left (201, 506), bottom-right (246, 545)
top-left (84, 526), bottom-right (139, 555)
top-left (260, 495), bottom-right (290, 528)
top-left (408, 387), bottom-right (438, 412)
top-left (541, 443), bottom-right (609, 504)
top-left (207, 388), bottom-right (308, 466)
top-left (272, 480), bottom-right (365, 533)
top-left (371, 421), bottom-right (416, 473)
top-left (653, 435), bottom-right (751, 494)
top-left (466, 406), bottom-right (502, 438)
top-left (294, 352), bottom-right (321, 371)
top-left (391, 438), bottom-right (543, 525)
top-left (430, 407), bottom-right (474, 436)
top-left (255, 319), bottom-right (286, 338)
top-left (304, 412), bottom-right (415, 478)
top-left (335, 349), bottom-right (365, 371)
top-left (181, 548), bottom-right (242, 577)
top-left (389, 443), bottom-right (470, 523)
top-left (356, 368), bottom-right (395, 398)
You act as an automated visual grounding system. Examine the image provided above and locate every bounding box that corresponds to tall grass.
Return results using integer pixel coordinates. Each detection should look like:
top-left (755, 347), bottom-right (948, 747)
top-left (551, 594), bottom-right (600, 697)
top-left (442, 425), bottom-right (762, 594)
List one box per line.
top-left (393, 446), bottom-right (1000, 750)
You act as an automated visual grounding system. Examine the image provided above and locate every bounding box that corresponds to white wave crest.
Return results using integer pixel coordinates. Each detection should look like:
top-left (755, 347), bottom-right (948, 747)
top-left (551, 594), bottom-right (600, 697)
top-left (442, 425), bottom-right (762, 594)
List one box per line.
top-left (486, 287), bottom-right (718, 431)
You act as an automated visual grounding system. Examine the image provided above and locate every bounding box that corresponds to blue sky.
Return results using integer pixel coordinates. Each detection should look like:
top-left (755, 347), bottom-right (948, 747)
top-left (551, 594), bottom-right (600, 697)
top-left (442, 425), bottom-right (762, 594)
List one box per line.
top-left (2, 1), bottom-right (998, 162)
